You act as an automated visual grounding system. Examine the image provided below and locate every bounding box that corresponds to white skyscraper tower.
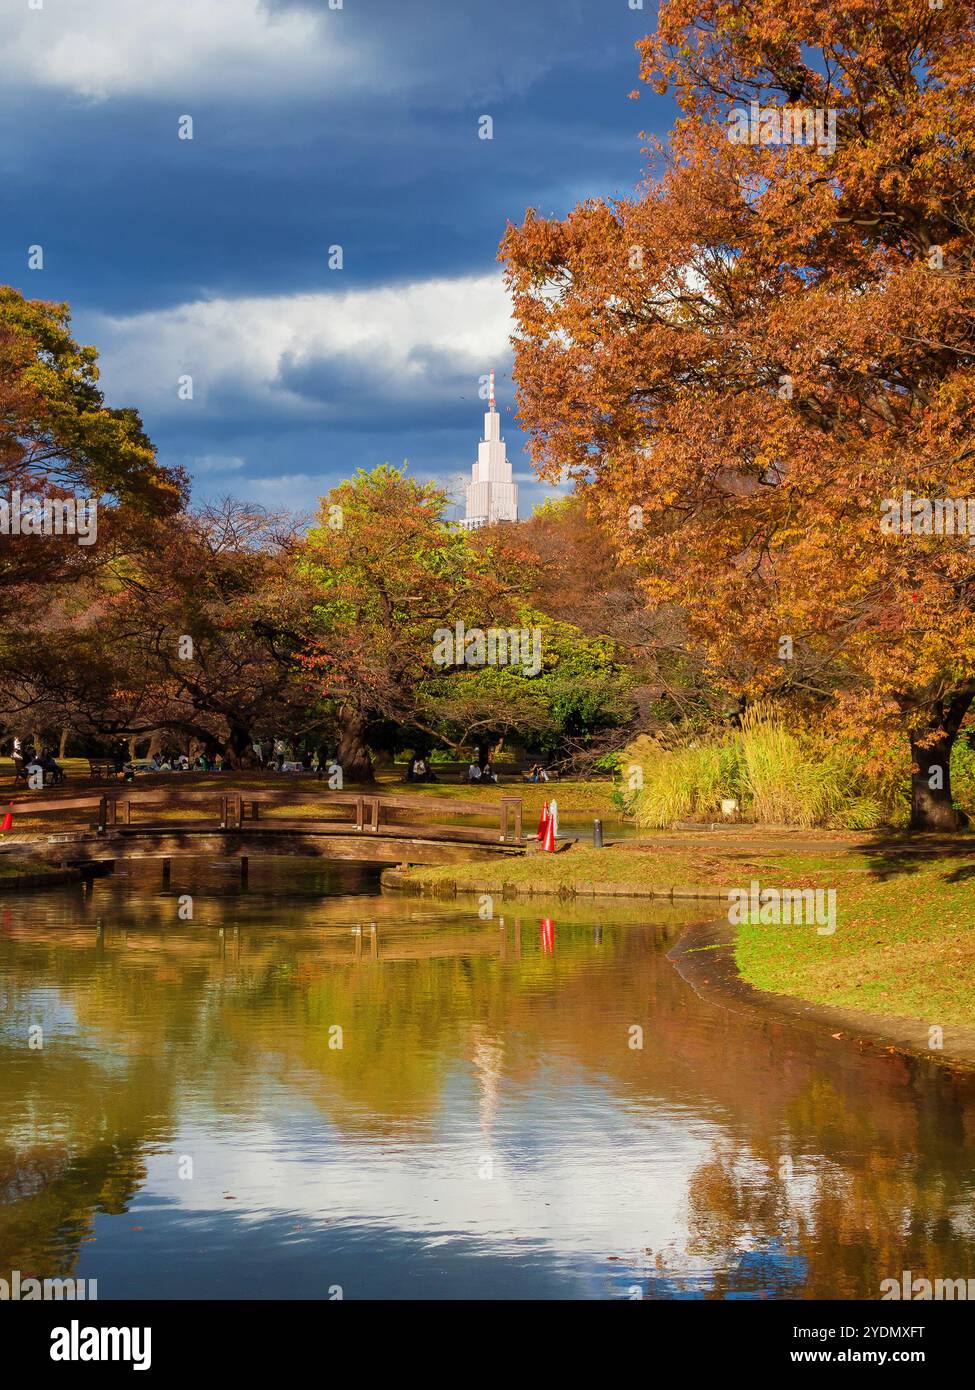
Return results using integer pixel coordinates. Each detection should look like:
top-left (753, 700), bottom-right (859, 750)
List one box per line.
top-left (461, 370), bottom-right (518, 529)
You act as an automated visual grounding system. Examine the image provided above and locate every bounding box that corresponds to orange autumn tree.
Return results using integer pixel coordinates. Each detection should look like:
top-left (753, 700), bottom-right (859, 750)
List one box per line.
top-left (502, 0), bottom-right (975, 829)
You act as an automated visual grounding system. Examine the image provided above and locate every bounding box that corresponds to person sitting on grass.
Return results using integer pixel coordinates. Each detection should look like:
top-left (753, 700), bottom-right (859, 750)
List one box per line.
top-left (468, 760), bottom-right (482, 783)
top-left (405, 755), bottom-right (438, 784)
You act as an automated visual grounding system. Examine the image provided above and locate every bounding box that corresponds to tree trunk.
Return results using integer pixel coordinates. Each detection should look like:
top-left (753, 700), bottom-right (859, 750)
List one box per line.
top-left (909, 732), bottom-right (960, 830)
top-left (908, 686), bottom-right (975, 831)
top-left (59, 727), bottom-right (70, 759)
top-left (223, 724), bottom-right (253, 770)
top-left (336, 708), bottom-right (375, 784)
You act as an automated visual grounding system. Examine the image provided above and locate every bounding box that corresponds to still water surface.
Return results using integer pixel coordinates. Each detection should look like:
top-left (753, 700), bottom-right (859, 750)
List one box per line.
top-left (1, 858), bottom-right (974, 1299)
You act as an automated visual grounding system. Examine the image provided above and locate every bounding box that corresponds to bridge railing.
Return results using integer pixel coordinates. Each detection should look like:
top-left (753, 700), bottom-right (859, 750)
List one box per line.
top-left (6, 788), bottom-right (526, 844)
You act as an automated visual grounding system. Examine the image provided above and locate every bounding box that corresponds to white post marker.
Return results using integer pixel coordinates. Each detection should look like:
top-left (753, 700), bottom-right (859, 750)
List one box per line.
top-left (549, 799), bottom-right (558, 838)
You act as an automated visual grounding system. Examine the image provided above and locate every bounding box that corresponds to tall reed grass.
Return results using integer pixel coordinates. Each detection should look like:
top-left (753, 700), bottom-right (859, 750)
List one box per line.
top-left (623, 706), bottom-right (906, 829)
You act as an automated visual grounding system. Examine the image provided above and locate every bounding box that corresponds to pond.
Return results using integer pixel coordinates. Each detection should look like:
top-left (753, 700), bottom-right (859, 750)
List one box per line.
top-left (1, 858), bottom-right (973, 1299)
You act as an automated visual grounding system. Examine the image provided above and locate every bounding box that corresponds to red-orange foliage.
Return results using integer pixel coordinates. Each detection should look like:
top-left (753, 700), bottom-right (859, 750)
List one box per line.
top-left (502, 0), bottom-right (975, 828)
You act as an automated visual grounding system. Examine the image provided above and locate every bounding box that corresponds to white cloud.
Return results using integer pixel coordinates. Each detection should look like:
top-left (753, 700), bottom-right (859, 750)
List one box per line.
top-left (4, 0), bottom-right (360, 101)
top-left (4, 0), bottom-right (575, 104)
top-left (90, 272), bottom-right (515, 420)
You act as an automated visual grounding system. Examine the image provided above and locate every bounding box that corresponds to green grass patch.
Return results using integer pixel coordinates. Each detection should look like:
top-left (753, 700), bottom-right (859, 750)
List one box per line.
top-left (735, 855), bottom-right (975, 1029)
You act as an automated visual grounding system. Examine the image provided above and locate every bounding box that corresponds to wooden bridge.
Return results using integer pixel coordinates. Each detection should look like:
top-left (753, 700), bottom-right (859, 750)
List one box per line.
top-left (0, 787), bottom-right (528, 868)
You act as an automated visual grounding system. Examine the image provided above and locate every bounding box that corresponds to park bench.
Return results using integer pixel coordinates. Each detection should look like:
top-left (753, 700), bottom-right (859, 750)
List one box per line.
top-left (87, 758), bottom-right (123, 781)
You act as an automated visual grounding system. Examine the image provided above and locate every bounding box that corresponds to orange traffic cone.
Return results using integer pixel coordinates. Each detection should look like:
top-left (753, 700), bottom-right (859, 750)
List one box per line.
top-left (1, 805), bottom-right (13, 832)
top-left (541, 812), bottom-right (556, 853)
top-left (537, 800), bottom-right (550, 839)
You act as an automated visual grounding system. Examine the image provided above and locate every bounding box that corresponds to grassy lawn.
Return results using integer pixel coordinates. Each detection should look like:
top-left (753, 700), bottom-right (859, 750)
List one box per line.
top-left (734, 855), bottom-right (975, 1029)
top-left (397, 835), bottom-right (975, 1031)
top-left (395, 837), bottom-right (886, 894)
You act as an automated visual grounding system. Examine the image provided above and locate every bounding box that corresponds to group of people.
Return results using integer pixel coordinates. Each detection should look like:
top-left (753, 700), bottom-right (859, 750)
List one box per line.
top-left (401, 753), bottom-right (499, 784)
top-left (11, 737), bottom-right (65, 786)
top-left (8, 731), bottom-right (554, 790)
top-left (142, 752), bottom-right (220, 773)
top-left (254, 740), bottom-right (333, 774)
top-left (467, 758), bottom-right (499, 784)
top-left (117, 737), bottom-right (333, 776)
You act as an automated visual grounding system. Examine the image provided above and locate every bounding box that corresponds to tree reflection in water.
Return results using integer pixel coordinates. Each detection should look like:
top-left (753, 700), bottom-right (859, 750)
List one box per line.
top-left (1, 858), bottom-right (973, 1299)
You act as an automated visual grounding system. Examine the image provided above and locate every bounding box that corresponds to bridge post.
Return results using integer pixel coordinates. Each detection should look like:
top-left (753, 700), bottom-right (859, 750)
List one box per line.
top-left (161, 858), bottom-right (171, 887)
top-left (96, 796), bottom-right (107, 834)
top-left (240, 856), bottom-right (249, 884)
top-left (500, 796), bottom-right (523, 842)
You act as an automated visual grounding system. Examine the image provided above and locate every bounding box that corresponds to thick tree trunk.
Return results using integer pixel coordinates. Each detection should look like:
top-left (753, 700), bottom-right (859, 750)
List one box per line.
top-left (907, 686), bottom-right (975, 831)
top-left (223, 724), bottom-right (253, 770)
top-left (59, 727), bottom-right (69, 759)
top-left (336, 708), bottom-right (375, 784)
top-left (909, 731), bottom-right (961, 830)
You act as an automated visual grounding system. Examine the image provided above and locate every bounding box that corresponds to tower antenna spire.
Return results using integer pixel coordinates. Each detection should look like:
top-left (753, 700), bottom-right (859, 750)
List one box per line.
top-left (489, 369), bottom-right (495, 410)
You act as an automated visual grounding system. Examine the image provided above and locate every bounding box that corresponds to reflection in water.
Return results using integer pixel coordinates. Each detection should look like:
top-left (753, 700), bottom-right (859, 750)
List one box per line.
top-left (1, 857), bottom-right (973, 1300)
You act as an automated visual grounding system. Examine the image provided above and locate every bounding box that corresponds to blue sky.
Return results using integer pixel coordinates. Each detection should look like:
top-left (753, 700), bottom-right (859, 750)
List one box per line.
top-left (1, 0), bottom-right (676, 521)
